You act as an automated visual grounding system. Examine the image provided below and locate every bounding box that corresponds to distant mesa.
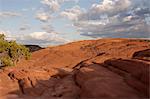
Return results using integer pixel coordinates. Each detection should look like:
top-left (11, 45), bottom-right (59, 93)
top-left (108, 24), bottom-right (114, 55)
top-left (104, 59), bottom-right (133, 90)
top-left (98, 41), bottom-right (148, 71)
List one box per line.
top-left (24, 45), bottom-right (43, 52)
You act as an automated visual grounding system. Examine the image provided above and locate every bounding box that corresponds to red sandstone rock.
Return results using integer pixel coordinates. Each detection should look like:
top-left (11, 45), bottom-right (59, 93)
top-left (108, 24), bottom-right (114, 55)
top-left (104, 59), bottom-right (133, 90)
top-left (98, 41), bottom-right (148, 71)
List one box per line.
top-left (0, 38), bottom-right (149, 99)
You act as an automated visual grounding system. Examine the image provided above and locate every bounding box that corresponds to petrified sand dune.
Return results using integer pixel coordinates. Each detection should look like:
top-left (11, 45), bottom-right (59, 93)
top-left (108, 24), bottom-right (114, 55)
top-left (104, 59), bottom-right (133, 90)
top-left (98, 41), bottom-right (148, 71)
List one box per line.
top-left (0, 38), bottom-right (149, 99)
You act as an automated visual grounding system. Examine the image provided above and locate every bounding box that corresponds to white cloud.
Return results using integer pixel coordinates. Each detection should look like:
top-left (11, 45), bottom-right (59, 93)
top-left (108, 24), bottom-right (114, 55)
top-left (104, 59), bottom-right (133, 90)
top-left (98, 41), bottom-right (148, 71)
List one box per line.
top-left (91, 0), bottom-right (131, 16)
top-left (36, 0), bottom-right (80, 22)
top-left (19, 24), bottom-right (30, 31)
top-left (22, 8), bottom-right (28, 12)
top-left (0, 11), bottom-right (21, 18)
top-left (61, 0), bottom-right (150, 38)
top-left (41, 24), bottom-right (55, 33)
top-left (33, 0), bottom-right (79, 46)
top-left (123, 15), bottom-right (133, 22)
top-left (36, 12), bottom-right (51, 22)
top-left (19, 32), bottom-right (70, 46)
top-left (41, 0), bottom-right (60, 12)
top-left (40, 0), bottom-right (79, 12)
top-left (0, 31), bottom-right (16, 41)
top-left (0, 31), bottom-right (70, 46)
top-left (60, 5), bottom-right (83, 21)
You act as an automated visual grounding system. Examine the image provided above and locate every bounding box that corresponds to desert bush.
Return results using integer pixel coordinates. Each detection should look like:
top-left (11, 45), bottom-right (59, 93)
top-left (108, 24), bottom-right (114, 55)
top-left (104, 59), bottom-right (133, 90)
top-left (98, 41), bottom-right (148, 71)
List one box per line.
top-left (0, 57), bottom-right (14, 66)
top-left (8, 41), bottom-right (31, 63)
top-left (0, 34), bottom-right (31, 67)
top-left (0, 34), bottom-right (5, 40)
top-left (0, 40), bottom-right (9, 53)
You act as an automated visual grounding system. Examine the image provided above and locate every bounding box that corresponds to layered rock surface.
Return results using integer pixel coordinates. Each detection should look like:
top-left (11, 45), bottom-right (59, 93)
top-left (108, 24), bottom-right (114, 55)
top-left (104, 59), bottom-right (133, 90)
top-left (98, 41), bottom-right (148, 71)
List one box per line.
top-left (0, 38), bottom-right (149, 99)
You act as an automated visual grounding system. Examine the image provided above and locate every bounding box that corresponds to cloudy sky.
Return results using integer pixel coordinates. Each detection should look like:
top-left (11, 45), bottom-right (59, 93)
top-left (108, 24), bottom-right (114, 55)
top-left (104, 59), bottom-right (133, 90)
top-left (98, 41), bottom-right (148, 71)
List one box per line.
top-left (0, 0), bottom-right (150, 46)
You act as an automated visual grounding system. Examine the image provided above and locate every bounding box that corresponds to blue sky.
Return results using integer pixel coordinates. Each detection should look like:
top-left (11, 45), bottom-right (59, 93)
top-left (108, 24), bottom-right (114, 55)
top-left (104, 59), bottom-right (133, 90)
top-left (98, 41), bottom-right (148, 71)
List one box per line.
top-left (0, 0), bottom-right (150, 46)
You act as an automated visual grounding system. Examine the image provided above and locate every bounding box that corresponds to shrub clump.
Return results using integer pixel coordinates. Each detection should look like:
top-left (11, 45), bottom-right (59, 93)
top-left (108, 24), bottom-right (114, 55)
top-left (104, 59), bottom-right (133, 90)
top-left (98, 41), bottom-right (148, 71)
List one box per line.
top-left (0, 57), bottom-right (14, 66)
top-left (0, 34), bottom-right (31, 67)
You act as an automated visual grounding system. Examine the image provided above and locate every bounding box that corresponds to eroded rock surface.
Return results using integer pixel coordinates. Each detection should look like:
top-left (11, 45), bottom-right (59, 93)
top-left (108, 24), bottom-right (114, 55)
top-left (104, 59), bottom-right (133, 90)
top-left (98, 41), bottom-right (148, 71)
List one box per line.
top-left (0, 39), bottom-right (149, 99)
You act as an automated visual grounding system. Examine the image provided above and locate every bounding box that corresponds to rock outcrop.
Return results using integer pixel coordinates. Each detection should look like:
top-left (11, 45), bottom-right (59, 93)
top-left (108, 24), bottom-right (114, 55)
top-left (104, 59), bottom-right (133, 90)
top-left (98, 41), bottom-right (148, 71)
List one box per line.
top-left (0, 38), bottom-right (149, 99)
top-left (25, 45), bottom-right (43, 52)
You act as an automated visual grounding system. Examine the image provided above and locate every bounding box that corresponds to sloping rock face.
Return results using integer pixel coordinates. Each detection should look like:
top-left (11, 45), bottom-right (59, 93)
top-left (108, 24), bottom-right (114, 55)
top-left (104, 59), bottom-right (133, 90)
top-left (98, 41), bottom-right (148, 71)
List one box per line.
top-left (0, 39), bottom-right (150, 99)
top-left (75, 59), bottom-right (149, 98)
top-left (133, 49), bottom-right (150, 61)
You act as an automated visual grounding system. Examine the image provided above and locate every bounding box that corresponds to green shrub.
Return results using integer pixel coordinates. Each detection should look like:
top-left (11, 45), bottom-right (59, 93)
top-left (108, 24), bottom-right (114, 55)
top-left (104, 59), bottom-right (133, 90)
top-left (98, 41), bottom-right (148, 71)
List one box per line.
top-left (8, 41), bottom-right (31, 62)
top-left (0, 34), bottom-right (31, 67)
top-left (0, 57), bottom-right (14, 66)
top-left (0, 34), bottom-right (5, 40)
top-left (19, 45), bottom-right (31, 60)
top-left (0, 40), bottom-right (9, 53)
